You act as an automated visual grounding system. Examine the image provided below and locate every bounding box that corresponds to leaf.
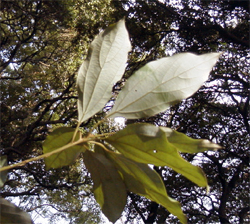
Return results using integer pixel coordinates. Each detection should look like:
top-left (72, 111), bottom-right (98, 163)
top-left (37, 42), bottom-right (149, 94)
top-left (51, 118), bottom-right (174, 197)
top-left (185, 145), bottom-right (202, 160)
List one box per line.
top-left (77, 19), bottom-right (131, 123)
top-left (161, 127), bottom-right (222, 153)
top-left (43, 127), bottom-right (84, 170)
top-left (106, 123), bottom-right (207, 187)
top-left (104, 149), bottom-right (187, 224)
top-left (0, 156), bottom-right (8, 188)
top-left (83, 149), bottom-right (127, 223)
top-left (109, 52), bottom-right (221, 119)
top-left (0, 197), bottom-right (33, 224)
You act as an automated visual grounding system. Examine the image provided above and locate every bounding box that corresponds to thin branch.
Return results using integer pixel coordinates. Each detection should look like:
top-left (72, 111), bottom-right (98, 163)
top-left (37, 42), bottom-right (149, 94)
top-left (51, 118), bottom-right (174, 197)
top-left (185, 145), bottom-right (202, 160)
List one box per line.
top-left (0, 137), bottom-right (89, 172)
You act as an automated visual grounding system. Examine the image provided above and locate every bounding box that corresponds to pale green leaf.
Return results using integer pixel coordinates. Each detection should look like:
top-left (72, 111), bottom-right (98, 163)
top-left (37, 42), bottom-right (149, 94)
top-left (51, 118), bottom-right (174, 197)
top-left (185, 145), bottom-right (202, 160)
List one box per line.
top-left (43, 127), bottom-right (84, 170)
top-left (104, 150), bottom-right (187, 224)
top-left (161, 127), bottom-right (222, 153)
top-left (77, 19), bottom-right (131, 123)
top-left (0, 156), bottom-right (8, 188)
top-left (83, 149), bottom-right (127, 223)
top-left (109, 52), bottom-right (221, 119)
top-left (106, 123), bottom-right (207, 187)
top-left (0, 198), bottom-right (33, 224)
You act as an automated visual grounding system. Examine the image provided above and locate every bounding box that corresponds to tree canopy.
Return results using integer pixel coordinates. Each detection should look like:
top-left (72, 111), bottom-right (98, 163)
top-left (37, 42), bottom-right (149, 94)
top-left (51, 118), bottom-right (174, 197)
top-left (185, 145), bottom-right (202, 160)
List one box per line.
top-left (0, 0), bottom-right (249, 223)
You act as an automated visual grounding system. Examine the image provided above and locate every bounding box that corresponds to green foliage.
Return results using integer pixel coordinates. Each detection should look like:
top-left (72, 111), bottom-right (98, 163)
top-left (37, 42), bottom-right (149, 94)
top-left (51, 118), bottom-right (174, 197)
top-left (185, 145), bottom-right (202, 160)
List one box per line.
top-left (83, 148), bottom-right (127, 223)
top-left (1, 1), bottom-right (248, 223)
top-left (102, 146), bottom-right (187, 224)
top-left (161, 127), bottom-right (222, 153)
top-left (43, 127), bottom-right (85, 169)
top-left (109, 52), bottom-right (221, 119)
top-left (77, 19), bottom-right (131, 123)
top-left (106, 123), bottom-right (208, 188)
top-left (0, 198), bottom-right (33, 224)
top-left (1, 19), bottom-right (221, 224)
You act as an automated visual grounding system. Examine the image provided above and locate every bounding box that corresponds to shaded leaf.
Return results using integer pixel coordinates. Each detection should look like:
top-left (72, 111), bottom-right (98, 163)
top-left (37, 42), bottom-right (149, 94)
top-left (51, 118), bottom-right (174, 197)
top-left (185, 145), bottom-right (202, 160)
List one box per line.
top-left (104, 149), bottom-right (187, 224)
top-left (106, 123), bottom-right (207, 187)
top-left (77, 19), bottom-right (131, 123)
top-left (83, 148), bottom-right (127, 223)
top-left (43, 127), bottom-right (84, 170)
top-left (0, 197), bottom-right (33, 224)
top-left (161, 127), bottom-right (222, 153)
top-left (109, 52), bottom-right (221, 119)
top-left (0, 156), bottom-right (8, 188)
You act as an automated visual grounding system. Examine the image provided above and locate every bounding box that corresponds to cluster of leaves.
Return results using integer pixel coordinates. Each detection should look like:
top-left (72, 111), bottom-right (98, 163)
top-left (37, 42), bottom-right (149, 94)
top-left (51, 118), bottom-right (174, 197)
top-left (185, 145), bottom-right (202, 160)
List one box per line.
top-left (0, 1), bottom-right (117, 222)
top-left (29, 19), bottom-right (220, 223)
top-left (1, 0), bottom-right (112, 222)
top-left (1, 1), bottom-right (249, 223)
top-left (110, 2), bottom-right (249, 223)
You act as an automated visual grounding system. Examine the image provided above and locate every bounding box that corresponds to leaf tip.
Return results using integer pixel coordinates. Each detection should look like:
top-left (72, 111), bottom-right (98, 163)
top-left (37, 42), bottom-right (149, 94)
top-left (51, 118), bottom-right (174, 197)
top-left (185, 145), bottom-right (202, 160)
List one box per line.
top-left (199, 139), bottom-right (222, 151)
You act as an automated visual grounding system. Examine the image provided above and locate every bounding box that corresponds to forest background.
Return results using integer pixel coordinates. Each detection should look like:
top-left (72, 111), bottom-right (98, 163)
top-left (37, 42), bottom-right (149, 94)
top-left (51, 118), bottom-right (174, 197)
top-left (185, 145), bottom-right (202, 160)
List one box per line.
top-left (0, 0), bottom-right (249, 223)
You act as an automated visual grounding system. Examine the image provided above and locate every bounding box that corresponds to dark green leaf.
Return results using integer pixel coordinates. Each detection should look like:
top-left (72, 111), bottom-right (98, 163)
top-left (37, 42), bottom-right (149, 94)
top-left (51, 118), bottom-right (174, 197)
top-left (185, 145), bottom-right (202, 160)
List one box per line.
top-left (104, 149), bottom-right (187, 224)
top-left (43, 127), bottom-right (84, 170)
top-left (83, 148), bottom-right (127, 223)
top-left (0, 197), bottom-right (33, 224)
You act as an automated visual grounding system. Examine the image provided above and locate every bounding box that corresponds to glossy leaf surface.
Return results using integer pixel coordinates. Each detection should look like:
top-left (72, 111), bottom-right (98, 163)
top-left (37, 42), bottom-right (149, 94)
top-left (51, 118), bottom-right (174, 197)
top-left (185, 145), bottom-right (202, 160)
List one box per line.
top-left (109, 52), bottom-right (221, 119)
top-left (77, 19), bottom-right (131, 123)
top-left (106, 123), bottom-right (207, 187)
top-left (43, 127), bottom-right (84, 169)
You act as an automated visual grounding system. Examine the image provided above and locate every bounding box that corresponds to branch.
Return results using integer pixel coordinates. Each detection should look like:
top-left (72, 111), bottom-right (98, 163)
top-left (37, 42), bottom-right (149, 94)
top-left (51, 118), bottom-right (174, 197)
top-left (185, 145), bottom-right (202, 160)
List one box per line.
top-left (0, 75), bottom-right (23, 80)
top-left (0, 137), bottom-right (88, 172)
top-left (239, 206), bottom-right (250, 224)
top-left (212, 24), bottom-right (249, 48)
top-left (0, 2), bottom-right (41, 73)
top-left (128, 193), bottom-right (146, 223)
top-left (145, 202), bottom-right (159, 224)
top-left (26, 203), bottom-right (69, 213)
top-left (0, 188), bottom-right (39, 197)
top-left (16, 167), bottom-right (90, 192)
top-left (152, 0), bottom-right (249, 48)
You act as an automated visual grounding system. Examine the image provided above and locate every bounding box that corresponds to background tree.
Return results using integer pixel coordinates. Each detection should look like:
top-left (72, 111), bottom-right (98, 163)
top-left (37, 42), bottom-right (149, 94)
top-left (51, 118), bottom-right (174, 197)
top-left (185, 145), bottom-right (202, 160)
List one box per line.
top-left (0, 0), bottom-right (249, 223)
top-left (1, 0), bottom-right (115, 223)
top-left (111, 0), bottom-right (249, 223)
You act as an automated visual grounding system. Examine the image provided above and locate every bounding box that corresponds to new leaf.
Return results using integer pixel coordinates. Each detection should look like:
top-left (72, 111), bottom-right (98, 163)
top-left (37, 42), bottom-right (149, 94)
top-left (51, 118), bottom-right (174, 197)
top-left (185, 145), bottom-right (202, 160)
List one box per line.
top-left (77, 19), bottom-right (131, 123)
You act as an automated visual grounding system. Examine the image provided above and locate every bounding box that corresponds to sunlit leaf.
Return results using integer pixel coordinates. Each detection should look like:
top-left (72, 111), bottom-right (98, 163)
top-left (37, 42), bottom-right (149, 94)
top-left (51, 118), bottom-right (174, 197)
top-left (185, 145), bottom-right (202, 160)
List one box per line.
top-left (0, 156), bottom-right (8, 188)
top-left (43, 127), bottom-right (84, 170)
top-left (161, 127), bottom-right (222, 153)
top-left (109, 52), bottom-right (221, 119)
top-left (83, 148), bottom-right (127, 223)
top-left (106, 123), bottom-right (207, 187)
top-left (104, 149), bottom-right (187, 224)
top-left (0, 198), bottom-right (33, 224)
top-left (77, 19), bottom-right (131, 123)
